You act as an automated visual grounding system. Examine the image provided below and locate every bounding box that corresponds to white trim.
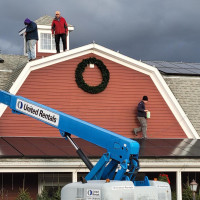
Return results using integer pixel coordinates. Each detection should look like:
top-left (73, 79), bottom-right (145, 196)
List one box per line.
top-left (0, 70), bottom-right (12, 72)
top-left (140, 158), bottom-right (200, 169)
top-left (0, 158), bottom-right (199, 172)
top-left (37, 25), bottom-right (51, 30)
top-left (67, 31), bottom-right (69, 50)
top-left (23, 33), bottom-right (27, 56)
top-left (0, 43), bottom-right (198, 138)
top-left (19, 25), bottom-right (74, 35)
top-left (72, 171), bottom-right (77, 183)
top-left (0, 158), bottom-right (92, 172)
top-left (68, 26), bottom-right (74, 32)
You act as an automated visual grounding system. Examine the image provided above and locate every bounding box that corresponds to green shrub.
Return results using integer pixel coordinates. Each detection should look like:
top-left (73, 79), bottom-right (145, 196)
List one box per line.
top-left (37, 187), bottom-right (61, 200)
top-left (172, 190), bottom-right (176, 200)
top-left (16, 188), bottom-right (32, 200)
top-left (182, 185), bottom-right (193, 200)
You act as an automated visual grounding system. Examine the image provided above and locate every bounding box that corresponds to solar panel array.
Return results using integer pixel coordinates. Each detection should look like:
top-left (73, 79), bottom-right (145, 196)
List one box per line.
top-left (137, 139), bottom-right (200, 157)
top-left (144, 61), bottom-right (200, 75)
top-left (0, 137), bottom-right (200, 158)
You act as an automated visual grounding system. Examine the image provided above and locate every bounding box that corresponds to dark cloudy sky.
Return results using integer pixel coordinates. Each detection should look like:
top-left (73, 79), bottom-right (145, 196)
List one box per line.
top-left (1, 0), bottom-right (200, 62)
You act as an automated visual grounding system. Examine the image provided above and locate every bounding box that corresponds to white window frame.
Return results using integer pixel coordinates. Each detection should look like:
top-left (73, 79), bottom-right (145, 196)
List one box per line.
top-left (38, 29), bottom-right (57, 53)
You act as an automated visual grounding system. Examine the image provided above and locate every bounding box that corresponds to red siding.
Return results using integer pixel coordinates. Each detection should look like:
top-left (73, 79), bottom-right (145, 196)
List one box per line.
top-left (0, 53), bottom-right (187, 138)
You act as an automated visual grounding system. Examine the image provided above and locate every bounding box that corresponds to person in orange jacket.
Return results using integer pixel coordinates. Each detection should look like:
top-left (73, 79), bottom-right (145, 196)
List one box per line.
top-left (51, 11), bottom-right (68, 53)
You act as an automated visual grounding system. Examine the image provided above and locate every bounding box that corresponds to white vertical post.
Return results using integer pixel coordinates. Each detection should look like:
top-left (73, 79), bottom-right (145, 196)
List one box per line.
top-left (72, 171), bottom-right (77, 183)
top-left (23, 33), bottom-right (27, 55)
top-left (176, 170), bottom-right (182, 200)
top-left (67, 32), bottom-right (69, 50)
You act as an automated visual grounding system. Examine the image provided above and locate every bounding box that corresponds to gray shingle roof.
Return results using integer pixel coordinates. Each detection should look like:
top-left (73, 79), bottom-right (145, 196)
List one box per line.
top-left (0, 54), bottom-right (28, 91)
top-left (35, 15), bottom-right (53, 26)
top-left (163, 76), bottom-right (200, 134)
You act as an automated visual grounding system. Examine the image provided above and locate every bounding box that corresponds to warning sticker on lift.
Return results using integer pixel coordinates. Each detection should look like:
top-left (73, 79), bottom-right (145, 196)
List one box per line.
top-left (16, 99), bottom-right (60, 126)
top-left (86, 189), bottom-right (100, 200)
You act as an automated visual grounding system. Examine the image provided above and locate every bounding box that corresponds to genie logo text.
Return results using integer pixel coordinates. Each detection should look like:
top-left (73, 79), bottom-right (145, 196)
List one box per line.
top-left (16, 99), bottom-right (59, 126)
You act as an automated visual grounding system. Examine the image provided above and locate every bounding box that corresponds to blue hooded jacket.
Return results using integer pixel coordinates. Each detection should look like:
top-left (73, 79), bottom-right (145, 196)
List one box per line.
top-left (24, 19), bottom-right (38, 41)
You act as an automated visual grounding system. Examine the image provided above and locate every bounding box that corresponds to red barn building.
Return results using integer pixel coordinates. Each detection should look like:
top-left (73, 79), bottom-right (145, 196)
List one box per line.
top-left (0, 44), bottom-right (197, 139)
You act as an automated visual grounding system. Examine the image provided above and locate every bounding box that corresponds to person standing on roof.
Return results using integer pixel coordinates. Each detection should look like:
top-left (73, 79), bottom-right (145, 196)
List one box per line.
top-left (24, 18), bottom-right (38, 61)
top-left (51, 11), bottom-right (68, 53)
top-left (132, 96), bottom-right (149, 139)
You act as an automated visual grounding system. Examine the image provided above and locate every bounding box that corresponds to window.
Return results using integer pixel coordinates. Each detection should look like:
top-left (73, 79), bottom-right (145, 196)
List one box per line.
top-left (39, 32), bottom-right (62, 52)
top-left (40, 33), bottom-right (52, 50)
top-left (38, 173), bottom-right (72, 197)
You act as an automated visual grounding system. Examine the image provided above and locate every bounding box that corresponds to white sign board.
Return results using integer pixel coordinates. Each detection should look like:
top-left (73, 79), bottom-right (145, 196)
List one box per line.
top-left (16, 99), bottom-right (60, 126)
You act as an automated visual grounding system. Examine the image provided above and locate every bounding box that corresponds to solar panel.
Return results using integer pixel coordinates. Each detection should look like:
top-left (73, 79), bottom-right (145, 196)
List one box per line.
top-left (3, 137), bottom-right (104, 158)
top-left (187, 63), bottom-right (200, 69)
top-left (171, 62), bottom-right (189, 68)
top-left (0, 138), bottom-right (22, 157)
top-left (160, 62), bottom-right (179, 68)
top-left (144, 61), bottom-right (200, 75)
top-left (170, 68), bottom-right (196, 74)
top-left (156, 67), bottom-right (181, 74)
top-left (188, 68), bottom-right (200, 74)
top-left (144, 61), bottom-right (166, 68)
top-left (136, 139), bottom-right (200, 157)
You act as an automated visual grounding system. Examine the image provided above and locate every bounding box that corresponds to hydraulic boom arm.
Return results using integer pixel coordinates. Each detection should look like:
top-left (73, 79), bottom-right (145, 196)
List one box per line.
top-left (0, 90), bottom-right (141, 182)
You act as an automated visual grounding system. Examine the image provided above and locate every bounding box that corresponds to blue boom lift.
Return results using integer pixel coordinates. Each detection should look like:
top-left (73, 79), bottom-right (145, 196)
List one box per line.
top-left (0, 90), bottom-right (171, 200)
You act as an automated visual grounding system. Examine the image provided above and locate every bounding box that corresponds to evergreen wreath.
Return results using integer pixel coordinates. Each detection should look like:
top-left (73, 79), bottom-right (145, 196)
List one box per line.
top-left (75, 57), bottom-right (110, 94)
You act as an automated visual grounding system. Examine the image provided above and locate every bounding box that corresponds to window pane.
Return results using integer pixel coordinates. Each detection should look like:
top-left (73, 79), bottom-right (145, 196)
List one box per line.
top-left (40, 173), bottom-right (72, 184)
top-left (52, 37), bottom-right (56, 50)
top-left (40, 33), bottom-right (52, 50)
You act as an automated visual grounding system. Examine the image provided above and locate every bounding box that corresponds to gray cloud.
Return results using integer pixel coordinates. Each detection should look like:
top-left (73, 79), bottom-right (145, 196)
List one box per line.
top-left (1, 0), bottom-right (200, 62)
